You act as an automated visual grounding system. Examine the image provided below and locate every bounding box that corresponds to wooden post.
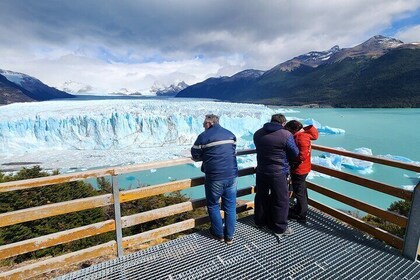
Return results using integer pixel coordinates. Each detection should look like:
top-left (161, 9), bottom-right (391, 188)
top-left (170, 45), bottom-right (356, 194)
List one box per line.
top-left (402, 182), bottom-right (420, 261)
top-left (112, 175), bottom-right (124, 258)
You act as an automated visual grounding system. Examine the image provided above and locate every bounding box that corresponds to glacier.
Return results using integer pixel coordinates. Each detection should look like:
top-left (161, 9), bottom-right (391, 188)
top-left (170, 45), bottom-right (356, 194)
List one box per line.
top-left (1, 98), bottom-right (348, 172)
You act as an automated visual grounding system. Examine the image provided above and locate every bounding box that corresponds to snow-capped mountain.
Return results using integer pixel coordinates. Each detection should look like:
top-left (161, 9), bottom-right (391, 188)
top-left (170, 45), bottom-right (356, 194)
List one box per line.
top-left (328, 35), bottom-right (405, 62)
top-left (59, 80), bottom-right (189, 96)
top-left (0, 69), bottom-right (73, 104)
top-left (60, 80), bottom-right (94, 94)
top-left (109, 88), bottom-right (143, 96)
top-left (270, 35), bottom-right (406, 72)
top-left (154, 81), bottom-right (189, 96)
top-left (272, 45), bottom-right (341, 72)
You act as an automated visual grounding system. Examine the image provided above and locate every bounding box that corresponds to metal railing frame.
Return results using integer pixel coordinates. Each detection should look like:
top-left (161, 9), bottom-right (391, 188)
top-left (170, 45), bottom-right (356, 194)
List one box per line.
top-left (0, 146), bottom-right (419, 279)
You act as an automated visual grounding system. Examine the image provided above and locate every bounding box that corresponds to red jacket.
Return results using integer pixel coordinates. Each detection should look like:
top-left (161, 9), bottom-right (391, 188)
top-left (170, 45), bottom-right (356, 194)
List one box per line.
top-left (291, 125), bottom-right (319, 175)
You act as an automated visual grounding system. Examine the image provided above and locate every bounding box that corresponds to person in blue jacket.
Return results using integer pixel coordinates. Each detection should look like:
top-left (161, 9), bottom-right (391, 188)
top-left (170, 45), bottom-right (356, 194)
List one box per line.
top-left (253, 113), bottom-right (299, 239)
top-left (191, 114), bottom-right (238, 245)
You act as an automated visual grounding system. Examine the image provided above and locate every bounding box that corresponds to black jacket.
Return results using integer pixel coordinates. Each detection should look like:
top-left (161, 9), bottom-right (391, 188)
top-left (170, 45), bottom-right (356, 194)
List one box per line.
top-left (253, 122), bottom-right (299, 175)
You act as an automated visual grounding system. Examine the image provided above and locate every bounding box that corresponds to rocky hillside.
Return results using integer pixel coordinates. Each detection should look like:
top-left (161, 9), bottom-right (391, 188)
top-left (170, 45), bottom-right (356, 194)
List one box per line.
top-left (177, 36), bottom-right (420, 107)
top-left (0, 70), bottom-right (74, 105)
top-left (0, 74), bottom-right (35, 104)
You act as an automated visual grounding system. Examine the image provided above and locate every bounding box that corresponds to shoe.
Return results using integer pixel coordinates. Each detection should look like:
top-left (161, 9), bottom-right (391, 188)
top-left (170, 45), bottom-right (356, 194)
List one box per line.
top-left (288, 213), bottom-right (307, 224)
top-left (209, 229), bottom-right (224, 242)
top-left (281, 226), bottom-right (294, 236)
top-left (273, 226), bottom-right (294, 240)
top-left (225, 238), bottom-right (233, 245)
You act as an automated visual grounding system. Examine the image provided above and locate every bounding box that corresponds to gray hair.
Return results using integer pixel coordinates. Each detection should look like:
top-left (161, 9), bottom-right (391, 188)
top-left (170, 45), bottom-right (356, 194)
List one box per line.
top-left (205, 114), bottom-right (219, 124)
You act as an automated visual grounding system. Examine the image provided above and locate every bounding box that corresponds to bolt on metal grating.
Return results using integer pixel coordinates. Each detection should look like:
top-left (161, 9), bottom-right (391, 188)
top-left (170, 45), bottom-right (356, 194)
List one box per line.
top-left (57, 208), bottom-right (420, 280)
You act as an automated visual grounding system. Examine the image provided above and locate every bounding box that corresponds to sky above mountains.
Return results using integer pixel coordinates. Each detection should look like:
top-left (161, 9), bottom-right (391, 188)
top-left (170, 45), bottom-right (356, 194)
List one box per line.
top-left (0, 0), bottom-right (419, 94)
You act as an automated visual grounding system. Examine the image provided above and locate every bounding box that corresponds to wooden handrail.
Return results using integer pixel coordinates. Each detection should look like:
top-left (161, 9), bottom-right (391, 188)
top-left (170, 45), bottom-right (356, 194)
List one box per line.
top-left (307, 182), bottom-right (408, 227)
top-left (309, 199), bottom-right (404, 249)
top-left (311, 164), bottom-right (412, 200)
top-left (0, 152), bottom-right (254, 193)
top-left (0, 187), bottom-right (255, 260)
top-left (0, 194), bottom-right (113, 228)
top-left (0, 157), bottom-right (195, 193)
top-left (0, 221), bottom-right (115, 260)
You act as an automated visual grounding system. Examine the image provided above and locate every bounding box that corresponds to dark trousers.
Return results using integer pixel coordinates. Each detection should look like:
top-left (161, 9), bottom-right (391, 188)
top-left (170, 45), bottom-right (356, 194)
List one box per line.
top-left (290, 173), bottom-right (308, 218)
top-left (254, 172), bottom-right (289, 233)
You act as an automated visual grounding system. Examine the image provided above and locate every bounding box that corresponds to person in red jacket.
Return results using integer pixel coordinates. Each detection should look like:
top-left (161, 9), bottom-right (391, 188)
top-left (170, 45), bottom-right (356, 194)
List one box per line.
top-left (284, 120), bottom-right (319, 223)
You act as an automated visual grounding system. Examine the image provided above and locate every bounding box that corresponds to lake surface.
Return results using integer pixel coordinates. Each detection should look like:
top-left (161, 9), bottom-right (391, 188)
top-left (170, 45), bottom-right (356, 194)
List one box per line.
top-left (287, 108), bottom-right (419, 214)
top-left (93, 107), bottom-right (419, 214)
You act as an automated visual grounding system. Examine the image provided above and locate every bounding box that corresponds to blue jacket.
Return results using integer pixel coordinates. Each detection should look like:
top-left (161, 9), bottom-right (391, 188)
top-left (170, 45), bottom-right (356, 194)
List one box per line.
top-left (253, 122), bottom-right (299, 175)
top-left (191, 123), bottom-right (238, 181)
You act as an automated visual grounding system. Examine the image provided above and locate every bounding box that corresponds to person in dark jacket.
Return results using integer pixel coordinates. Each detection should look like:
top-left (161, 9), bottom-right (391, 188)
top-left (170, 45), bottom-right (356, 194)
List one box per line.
top-left (285, 120), bottom-right (319, 223)
top-left (253, 113), bottom-right (299, 238)
top-left (191, 114), bottom-right (238, 244)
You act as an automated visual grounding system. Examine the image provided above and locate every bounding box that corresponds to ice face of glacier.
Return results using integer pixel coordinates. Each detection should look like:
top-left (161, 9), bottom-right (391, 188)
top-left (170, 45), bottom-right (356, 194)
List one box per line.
top-left (0, 98), bottom-right (347, 171)
top-left (0, 99), bottom-right (279, 154)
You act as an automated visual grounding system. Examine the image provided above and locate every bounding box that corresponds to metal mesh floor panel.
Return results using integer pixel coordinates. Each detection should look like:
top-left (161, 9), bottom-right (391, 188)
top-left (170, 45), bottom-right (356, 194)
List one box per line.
top-left (57, 208), bottom-right (420, 280)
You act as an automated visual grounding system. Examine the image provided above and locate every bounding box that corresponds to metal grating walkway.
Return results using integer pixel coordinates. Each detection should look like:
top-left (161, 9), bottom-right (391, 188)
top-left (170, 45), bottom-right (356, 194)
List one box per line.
top-left (57, 208), bottom-right (420, 279)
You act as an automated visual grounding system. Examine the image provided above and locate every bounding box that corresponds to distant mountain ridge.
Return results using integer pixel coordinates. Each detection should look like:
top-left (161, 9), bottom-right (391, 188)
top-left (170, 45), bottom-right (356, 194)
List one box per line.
top-left (0, 74), bottom-right (35, 104)
top-left (176, 35), bottom-right (420, 107)
top-left (154, 81), bottom-right (189, 96)
top-left (59, 79), bottom-right (188, 96)
top-left (0, 69), bottom-right (74, 105)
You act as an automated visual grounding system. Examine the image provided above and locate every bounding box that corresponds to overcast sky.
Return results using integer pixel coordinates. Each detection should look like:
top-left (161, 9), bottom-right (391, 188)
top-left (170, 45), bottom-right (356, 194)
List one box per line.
top-left (0, 0), bottom-right (419, 93)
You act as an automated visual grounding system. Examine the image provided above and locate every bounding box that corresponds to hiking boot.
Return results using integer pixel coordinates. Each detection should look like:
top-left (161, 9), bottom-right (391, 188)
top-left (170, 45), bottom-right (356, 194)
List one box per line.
top-left (209, 229), bottom-right (224, 242)
top-left (225, 238), bottom-right (233, 245)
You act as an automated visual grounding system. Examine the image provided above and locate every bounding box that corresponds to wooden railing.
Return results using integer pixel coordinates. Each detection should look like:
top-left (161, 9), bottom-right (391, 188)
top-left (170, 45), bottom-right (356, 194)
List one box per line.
top-left (0, 147), bottom-right (419, 279)
top-left (309, 144), bottom-right (420, 261)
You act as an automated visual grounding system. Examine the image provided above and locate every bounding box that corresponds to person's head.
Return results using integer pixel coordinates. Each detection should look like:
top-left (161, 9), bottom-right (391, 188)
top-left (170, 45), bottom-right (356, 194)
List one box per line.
top-left (203, 114), bottom-right (219, 130)
top-left (284, 120), bottom-right (303, 134)
top-left (271, 113), bottom-right (287, 126)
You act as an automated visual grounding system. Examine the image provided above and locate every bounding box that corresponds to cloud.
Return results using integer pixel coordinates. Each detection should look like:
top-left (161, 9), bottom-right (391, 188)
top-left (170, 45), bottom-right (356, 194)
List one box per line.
top-left (396, 25), bottom-right (420, 42)
top-left (0, 0), bottom-right (419, 93)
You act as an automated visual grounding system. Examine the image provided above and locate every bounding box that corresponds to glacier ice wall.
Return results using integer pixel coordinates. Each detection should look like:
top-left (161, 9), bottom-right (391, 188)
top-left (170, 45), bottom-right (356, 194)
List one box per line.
top-left (0, 99), bottom-right (286, 155)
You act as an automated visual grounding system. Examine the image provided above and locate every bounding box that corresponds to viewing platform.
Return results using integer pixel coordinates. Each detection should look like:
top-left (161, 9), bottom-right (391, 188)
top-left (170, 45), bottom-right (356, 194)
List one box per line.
top-left (0, 146), bottom-right (419, 279)
top-left (58, 213), bottom-right (420, 279)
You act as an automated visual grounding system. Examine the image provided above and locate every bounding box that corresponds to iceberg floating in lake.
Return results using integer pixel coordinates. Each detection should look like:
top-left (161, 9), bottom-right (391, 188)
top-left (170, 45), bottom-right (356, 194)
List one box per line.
top-left (302, 118), bottom-right (345, 135)
top-left (311, 147), bottom-right (373, 175)
top-left (403, 173), bottom-right (420, 186)
top-left (379, 154), bottom-right (420, 165)
top-left (403, 185), bottom-right (415, 191)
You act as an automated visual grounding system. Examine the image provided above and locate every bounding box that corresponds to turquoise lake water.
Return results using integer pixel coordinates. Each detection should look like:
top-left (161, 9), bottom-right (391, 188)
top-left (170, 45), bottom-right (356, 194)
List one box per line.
top-left (287, 108), bottom-right (420, 213)
top-left (89, 108), bottom-right (420, 214)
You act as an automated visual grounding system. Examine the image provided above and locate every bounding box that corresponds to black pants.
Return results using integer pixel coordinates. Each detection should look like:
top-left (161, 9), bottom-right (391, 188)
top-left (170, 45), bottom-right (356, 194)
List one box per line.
top-left (254, 172), bottom-right (289, 233)
top-left (290, 173), bottom-right (308, 218)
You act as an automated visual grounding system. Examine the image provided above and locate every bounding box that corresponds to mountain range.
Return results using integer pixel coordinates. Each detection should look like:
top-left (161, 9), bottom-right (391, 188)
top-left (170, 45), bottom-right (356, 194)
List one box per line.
top-left (58, 80), bottom-right (188, 97)
top-left (1, 35), bottom-right (419, 107)
top-left (0, 70), bottom-right (73, 105)
top-left (176, 35), bottom-right (420, 107)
